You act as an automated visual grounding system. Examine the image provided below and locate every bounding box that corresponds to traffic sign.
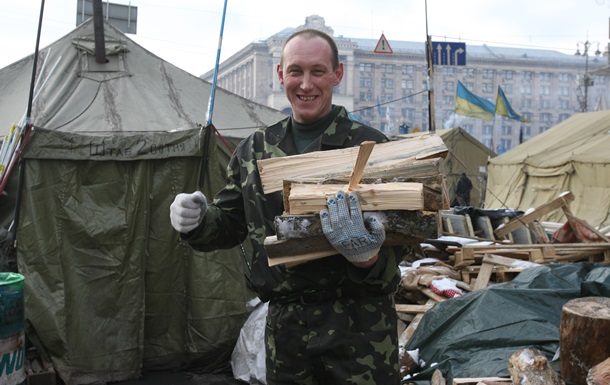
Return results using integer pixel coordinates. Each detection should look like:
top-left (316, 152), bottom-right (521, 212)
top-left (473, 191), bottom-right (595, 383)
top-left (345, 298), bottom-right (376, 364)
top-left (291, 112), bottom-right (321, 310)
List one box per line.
top-left (430, 41), bottom-right (466, 65)
top-left (374, 34), bottom-right (393, 54)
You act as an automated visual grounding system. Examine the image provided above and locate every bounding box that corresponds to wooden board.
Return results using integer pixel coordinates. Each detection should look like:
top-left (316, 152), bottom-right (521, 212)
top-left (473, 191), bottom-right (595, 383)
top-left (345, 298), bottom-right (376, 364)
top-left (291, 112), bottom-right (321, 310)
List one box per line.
top-left (494, 191), bottom-right (574, 238)
top-left (257, 134), bottom-right (448, 194)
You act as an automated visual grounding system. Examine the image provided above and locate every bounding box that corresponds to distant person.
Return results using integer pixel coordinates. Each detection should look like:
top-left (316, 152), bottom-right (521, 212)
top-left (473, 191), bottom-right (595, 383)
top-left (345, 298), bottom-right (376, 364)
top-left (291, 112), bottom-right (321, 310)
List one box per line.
top-left (455, 172), bottom-right (473, 206)
top-left (169, 29), bottom-right (400, 384)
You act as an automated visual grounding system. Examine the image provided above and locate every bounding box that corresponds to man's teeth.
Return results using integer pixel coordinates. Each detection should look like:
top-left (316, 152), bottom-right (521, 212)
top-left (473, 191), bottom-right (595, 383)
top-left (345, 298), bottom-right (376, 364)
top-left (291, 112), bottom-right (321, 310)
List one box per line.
top-left (300, 96), bottom-right (315, 101)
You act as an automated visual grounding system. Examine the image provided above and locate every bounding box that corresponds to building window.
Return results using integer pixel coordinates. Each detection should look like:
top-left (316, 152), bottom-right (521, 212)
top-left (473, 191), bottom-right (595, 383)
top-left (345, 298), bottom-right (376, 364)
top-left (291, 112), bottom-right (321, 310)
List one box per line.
top-left (540, 85), bottom-right (551, 95)
top-left (442, 67), bottom-right (456, 77)
top-left (482, 83), bottom-right (494, 93)
top-left (359, 63), bottom-right (373, 73)
top-left (540, 99), bottom-right (551, 109)
top-left (558, 73), bottom-right (570, 82)
top-left (540, 72), bottom-right (552, 82)
top-left (359, 77), bottom-right (372, 88)
top-left (381, 79), bottom-right (394, 89)
top-left (521, 71), bottom-right (533, 81)
top-left (380, 64), bottom-right (394, 74)
top-left (442, 81), bottom-right (455, 92)
top-left (502, 125), bottom-right (513, 135)
top-left (442, 95), bottom-right (454, 106)
top-left (502, 70), bottom-right (514, 80)
top-left (462, 68), bottom-right (475, 78)
top-left (482, 69), bottom-right (495, 79)
top-left (540, 113), bottom-right (552, 122)
top-left (402, 65), bottom-right (414, 75)
top-left (482, 125), bottom-right (493, 135)
top-left (520, 84), bottom-right (532, 94)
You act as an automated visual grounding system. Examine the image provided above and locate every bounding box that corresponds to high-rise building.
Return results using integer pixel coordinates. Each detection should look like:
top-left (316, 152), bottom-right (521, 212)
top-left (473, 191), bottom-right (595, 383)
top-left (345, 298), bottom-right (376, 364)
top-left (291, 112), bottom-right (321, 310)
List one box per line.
top-left (203, 15), bottom-right (610, 153)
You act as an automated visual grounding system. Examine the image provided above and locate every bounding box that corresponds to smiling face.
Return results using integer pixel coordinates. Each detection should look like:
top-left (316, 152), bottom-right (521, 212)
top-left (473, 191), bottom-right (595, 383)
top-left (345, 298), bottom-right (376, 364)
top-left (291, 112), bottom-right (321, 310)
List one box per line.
top-left (277, 34), bottom-right (344, 124)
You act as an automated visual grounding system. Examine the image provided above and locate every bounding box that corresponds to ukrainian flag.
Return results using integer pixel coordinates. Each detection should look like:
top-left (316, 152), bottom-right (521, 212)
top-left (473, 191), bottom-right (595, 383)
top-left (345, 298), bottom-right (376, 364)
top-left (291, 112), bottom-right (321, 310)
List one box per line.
top-left (495, 86), bottom-right (531, 123)
top-left (455, 81), bottom-right (495, 121)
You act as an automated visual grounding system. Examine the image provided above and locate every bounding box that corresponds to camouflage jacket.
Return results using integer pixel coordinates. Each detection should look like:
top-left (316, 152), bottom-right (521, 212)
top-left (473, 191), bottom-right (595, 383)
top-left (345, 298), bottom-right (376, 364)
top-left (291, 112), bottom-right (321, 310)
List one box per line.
top-left (185, 106), bottom-right (401, 302)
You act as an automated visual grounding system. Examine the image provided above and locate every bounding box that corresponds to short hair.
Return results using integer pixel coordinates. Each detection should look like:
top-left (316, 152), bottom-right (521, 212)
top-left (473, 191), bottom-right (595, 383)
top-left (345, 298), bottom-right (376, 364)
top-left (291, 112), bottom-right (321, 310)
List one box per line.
top-left (279, 29), bottom-right (340, 70)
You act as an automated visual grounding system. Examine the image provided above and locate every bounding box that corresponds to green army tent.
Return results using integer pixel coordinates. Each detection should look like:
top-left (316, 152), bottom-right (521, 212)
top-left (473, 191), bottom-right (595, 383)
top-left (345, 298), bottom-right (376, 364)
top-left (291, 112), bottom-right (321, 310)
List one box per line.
top-left (0, 18), bottom-right (286, 384)
top-left (485, 110), bottom-right (610, 228)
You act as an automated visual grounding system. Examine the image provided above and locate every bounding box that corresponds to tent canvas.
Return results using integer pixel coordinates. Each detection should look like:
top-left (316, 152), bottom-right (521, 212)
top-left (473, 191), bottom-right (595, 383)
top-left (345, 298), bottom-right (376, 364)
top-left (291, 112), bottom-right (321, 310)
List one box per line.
top-left (400, 128), bottom-right (495, 208)
top-left (484, 110), bottom-right (610, 228)
top-left (0, 18), bottom-right (286, 384)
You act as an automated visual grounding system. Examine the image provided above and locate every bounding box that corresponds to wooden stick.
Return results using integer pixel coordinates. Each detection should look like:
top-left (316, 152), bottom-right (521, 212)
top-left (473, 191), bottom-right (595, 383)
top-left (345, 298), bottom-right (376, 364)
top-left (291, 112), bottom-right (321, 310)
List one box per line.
top-left (348, 141), bottom-right (375, 191)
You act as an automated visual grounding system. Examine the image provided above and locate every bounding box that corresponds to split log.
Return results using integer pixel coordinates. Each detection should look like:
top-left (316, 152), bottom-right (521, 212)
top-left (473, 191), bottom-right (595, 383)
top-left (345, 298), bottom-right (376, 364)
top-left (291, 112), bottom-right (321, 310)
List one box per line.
top-left (587, 356), bottom-right (610, 385)
top-left (287, 182), bottom-right (424, 215)
top-left (560, 296), bottom-right (610, 385)
top-left (266, 210), bottom-right (439, 267)
top-left (507, 348), bottom-right (565, 385)
top-left (257, 134), bottom-right (448, 194)
top-left (282, 158), bottom-right (448, 212)
top-left (274, 210), bottom-right (439, 241)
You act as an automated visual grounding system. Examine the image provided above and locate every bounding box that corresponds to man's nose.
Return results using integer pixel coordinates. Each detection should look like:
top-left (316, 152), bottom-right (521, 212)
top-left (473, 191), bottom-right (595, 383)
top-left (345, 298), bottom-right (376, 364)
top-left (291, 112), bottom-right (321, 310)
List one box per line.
top-left (301, 73), bottom-right (314, 90)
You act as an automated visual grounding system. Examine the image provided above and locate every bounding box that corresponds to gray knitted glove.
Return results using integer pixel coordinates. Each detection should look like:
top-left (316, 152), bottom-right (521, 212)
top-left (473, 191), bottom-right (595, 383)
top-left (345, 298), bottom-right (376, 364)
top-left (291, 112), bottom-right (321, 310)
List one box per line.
top-left (320, 190), bottom-right (385, 263)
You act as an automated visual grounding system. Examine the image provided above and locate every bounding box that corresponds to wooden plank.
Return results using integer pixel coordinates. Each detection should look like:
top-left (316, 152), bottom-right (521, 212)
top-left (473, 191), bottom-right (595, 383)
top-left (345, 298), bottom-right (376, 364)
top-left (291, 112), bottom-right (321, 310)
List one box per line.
top-left (400, 299), bottom-right (436, 347)
top-left (395, 304), bottom-right (435, 314)
top-left (257, 134), bottom-right (448, 194)
top-left (287, 182), bottom-right (424, 215)
top-left (494, 191), bottom-right (575, 238)
top-left (472, 256), bottom-right (494, 290)
top-left (452, 378), bottom-right (512, 384)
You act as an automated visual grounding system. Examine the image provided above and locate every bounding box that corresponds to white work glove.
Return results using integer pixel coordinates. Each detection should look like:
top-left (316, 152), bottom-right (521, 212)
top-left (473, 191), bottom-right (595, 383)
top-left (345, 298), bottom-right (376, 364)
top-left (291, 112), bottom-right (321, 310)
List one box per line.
top-left (320, 190), bottom-right (385, 263)
top-left (169, 191), bottom-right (207, 233)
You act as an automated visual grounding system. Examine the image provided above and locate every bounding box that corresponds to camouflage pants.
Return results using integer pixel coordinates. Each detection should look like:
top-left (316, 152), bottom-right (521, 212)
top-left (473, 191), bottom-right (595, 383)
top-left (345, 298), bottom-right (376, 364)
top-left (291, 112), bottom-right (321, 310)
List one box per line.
top-left (265, 292), bottom-right (399, 385)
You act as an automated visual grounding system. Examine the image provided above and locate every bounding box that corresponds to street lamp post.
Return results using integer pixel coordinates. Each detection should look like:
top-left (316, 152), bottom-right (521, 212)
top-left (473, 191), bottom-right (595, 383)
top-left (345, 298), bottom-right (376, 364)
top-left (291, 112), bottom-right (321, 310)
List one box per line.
top-left (575, 40), bottom-right (601, 112)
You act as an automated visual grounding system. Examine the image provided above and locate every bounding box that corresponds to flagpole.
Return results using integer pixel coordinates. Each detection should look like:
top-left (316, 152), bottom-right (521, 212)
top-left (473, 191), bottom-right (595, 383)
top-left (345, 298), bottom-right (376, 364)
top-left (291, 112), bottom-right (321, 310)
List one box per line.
top-left (424, 0), bottom-right (435, 132)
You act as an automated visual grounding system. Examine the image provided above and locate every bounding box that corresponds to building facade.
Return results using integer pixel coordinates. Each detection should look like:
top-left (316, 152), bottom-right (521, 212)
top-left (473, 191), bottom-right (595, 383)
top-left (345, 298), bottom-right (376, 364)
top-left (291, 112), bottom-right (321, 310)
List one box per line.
top-left (203, 15), bottom-right (610, 153)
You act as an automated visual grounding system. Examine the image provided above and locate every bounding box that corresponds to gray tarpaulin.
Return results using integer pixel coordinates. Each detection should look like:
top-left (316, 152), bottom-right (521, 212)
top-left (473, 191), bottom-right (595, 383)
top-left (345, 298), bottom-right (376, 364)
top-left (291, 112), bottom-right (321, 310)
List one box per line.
top-left (404, 262), bottom-right (610, 384)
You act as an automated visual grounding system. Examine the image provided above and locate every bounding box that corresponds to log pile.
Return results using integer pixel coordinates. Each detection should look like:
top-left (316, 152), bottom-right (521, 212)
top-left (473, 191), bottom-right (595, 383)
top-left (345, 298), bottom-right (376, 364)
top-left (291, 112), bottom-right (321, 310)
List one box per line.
top-left (258, 134), bottom-right (449, 267)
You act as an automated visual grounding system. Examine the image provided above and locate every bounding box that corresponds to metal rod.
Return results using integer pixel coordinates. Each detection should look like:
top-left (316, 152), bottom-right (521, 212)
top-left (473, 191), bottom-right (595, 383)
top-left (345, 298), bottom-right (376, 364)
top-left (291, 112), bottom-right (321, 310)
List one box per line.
top-left (205, 0), bottom-right (229, 126)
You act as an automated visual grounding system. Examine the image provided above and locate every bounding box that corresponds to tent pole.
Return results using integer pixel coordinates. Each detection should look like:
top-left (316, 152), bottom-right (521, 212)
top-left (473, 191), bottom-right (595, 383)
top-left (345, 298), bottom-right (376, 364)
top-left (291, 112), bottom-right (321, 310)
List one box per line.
top-left (11, 0), bottom-right (46, 247)
top-left (199, 0), bottom-right (228, 188)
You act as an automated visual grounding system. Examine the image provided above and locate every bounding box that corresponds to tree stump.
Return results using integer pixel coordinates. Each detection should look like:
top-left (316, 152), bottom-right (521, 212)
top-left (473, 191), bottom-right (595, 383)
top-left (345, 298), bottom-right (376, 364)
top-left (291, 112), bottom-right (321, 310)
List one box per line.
top-left (560, 297), bottom-right (610, 385)
top-left (507, 348), bottom-right (564, 385)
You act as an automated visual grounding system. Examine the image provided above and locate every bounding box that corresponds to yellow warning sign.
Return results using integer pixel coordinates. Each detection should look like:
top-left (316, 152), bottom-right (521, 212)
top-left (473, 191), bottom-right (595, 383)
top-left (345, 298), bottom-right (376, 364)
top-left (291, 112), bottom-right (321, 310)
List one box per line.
top-left (374, 33), bottom-right (393, 54)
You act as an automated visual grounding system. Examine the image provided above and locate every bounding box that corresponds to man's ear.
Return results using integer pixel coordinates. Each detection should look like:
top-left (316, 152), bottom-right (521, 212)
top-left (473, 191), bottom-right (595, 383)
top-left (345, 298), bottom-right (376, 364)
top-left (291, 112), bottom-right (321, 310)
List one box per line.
top-left (334, 62), bottom-right (344, 85)
top-left (277, 64), bottom-right (284, 85)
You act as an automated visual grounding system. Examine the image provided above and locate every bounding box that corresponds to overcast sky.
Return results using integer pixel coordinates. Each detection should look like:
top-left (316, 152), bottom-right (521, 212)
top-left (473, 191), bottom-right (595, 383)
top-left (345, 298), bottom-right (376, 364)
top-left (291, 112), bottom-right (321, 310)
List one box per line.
top-left (1, 0), bottom-right (609, 77)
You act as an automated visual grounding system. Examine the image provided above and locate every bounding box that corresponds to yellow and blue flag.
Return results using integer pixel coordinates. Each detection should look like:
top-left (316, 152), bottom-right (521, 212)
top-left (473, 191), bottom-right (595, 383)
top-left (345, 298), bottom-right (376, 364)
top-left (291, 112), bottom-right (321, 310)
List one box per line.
top-left (495, 86), bottom-right (530, 123)
top-left (455, 81), bottom-right (495, 121)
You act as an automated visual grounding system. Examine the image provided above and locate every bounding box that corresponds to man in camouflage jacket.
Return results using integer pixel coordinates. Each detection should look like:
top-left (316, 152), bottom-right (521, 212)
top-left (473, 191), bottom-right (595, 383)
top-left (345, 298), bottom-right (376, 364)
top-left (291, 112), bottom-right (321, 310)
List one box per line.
top-left (170, 29), bottom-right (401, 385)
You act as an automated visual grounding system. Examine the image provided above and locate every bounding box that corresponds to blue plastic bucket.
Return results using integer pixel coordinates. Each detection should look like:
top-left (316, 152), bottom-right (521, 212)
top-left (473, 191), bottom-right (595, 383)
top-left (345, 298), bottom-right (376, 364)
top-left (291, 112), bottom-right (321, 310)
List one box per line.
top-left (0, 272), bottom-right (26, 385)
